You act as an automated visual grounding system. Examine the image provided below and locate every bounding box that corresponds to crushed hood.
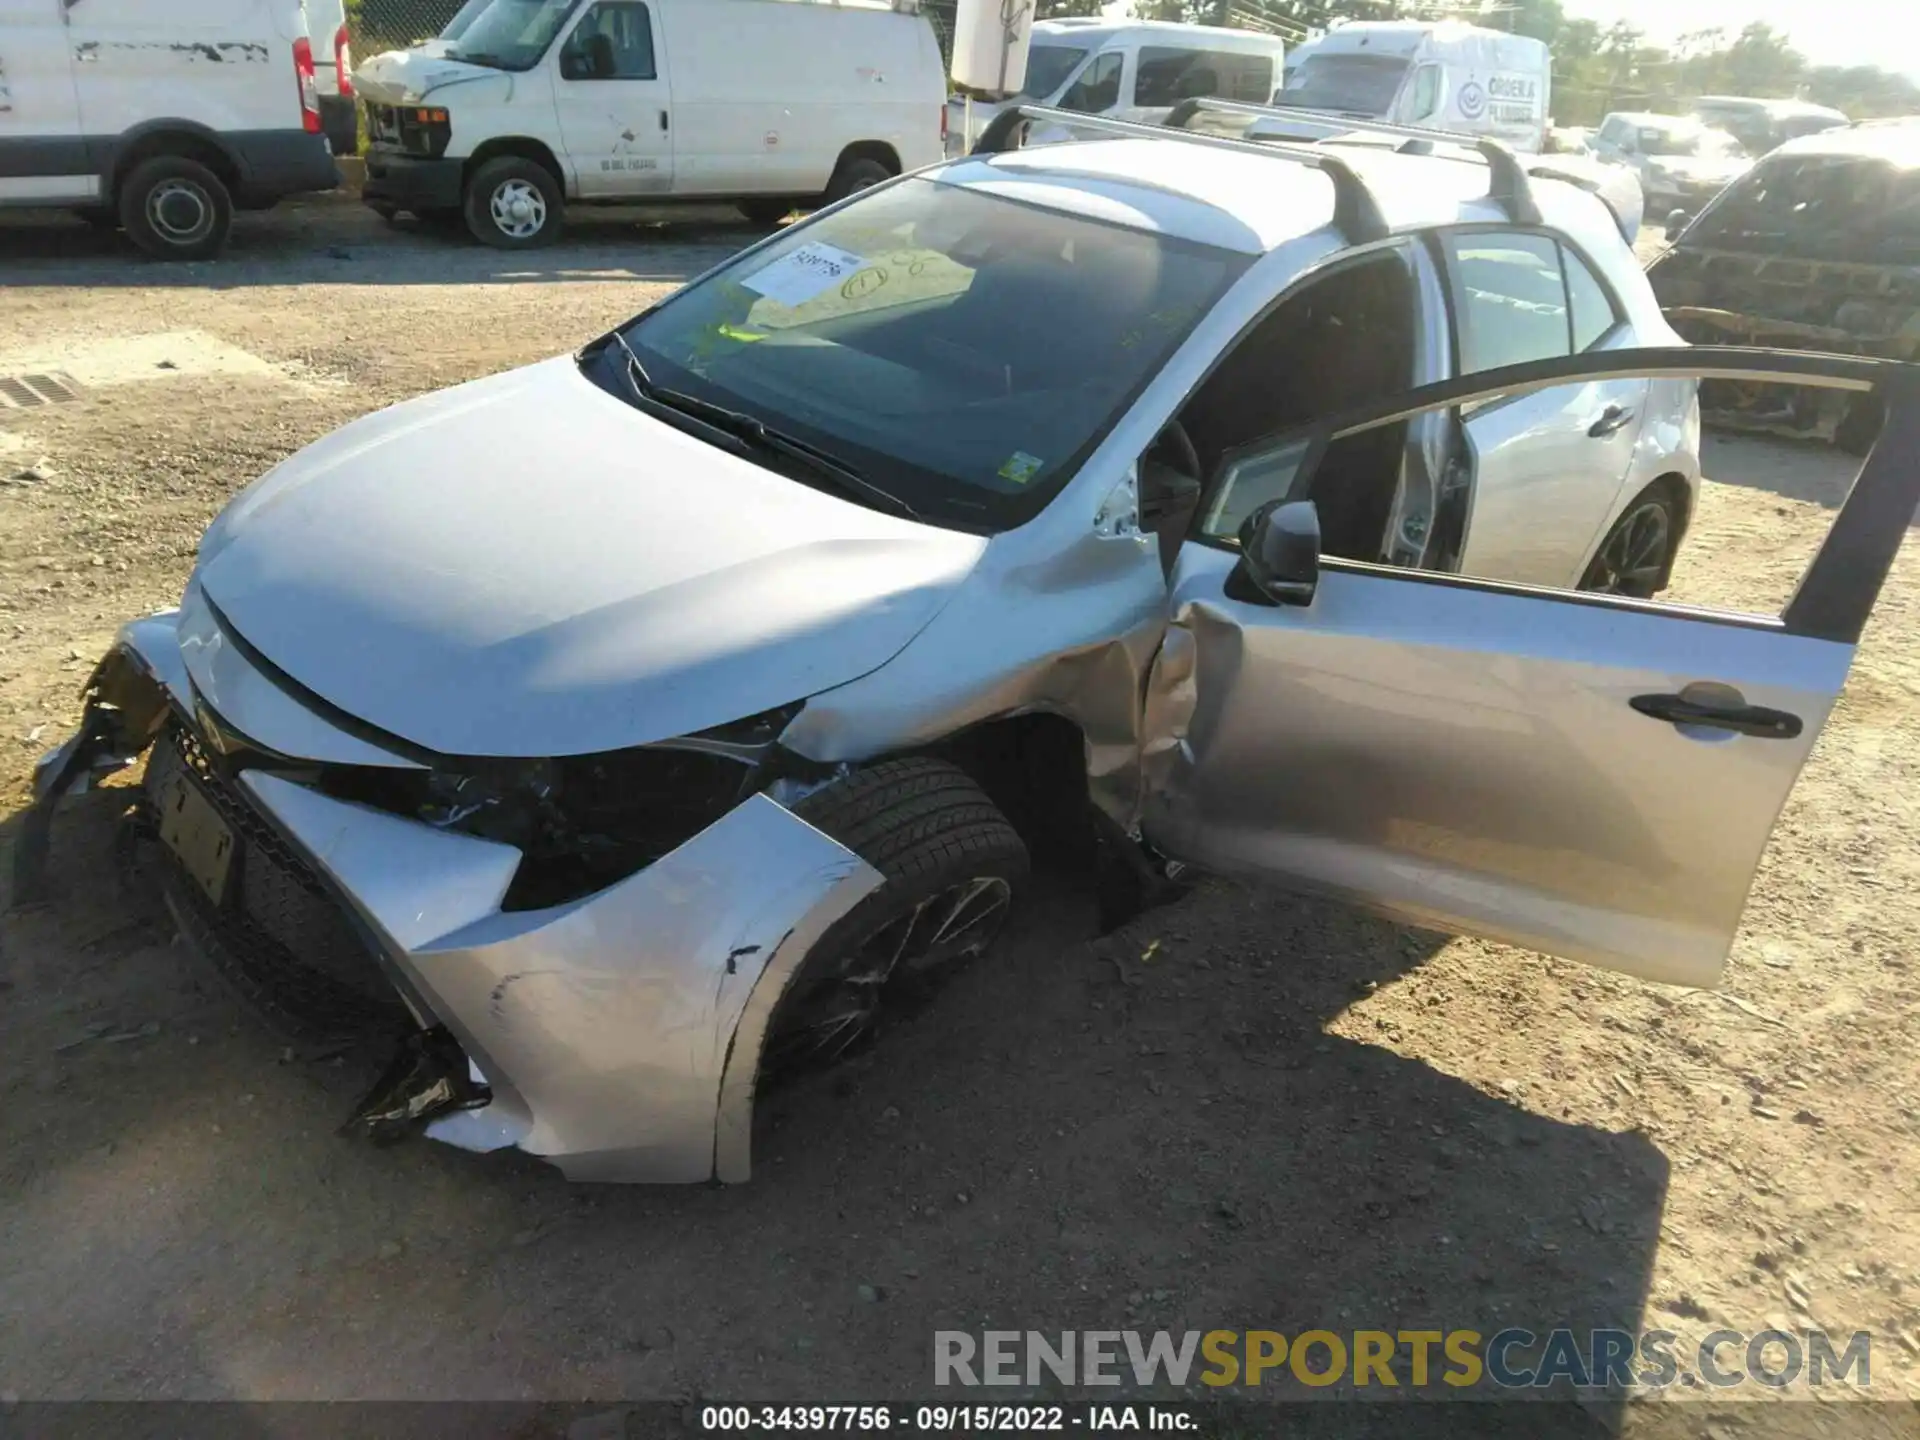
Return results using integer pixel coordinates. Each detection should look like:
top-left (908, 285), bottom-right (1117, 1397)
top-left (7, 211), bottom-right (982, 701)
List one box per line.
top-left (352, 47), bottom-right (502, 104)
top-left (193, 358), bottom-right (987, 758)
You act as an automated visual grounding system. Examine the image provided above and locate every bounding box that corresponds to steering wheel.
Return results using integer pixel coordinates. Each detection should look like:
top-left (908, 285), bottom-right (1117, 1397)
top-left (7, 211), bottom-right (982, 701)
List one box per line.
top-left (1148, 419), bottom-right (1202, 480)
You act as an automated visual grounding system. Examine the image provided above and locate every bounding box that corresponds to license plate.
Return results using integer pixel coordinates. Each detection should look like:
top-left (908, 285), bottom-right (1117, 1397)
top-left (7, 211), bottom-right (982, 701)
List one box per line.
top-left (155, 766), bottom-right (235, 907)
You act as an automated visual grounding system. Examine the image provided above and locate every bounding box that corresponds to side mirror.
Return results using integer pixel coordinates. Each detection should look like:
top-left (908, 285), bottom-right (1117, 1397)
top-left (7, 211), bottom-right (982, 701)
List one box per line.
top-left (1238, 499), bottom-right (1321, 606)
top-left (1665, 207), bottom-right (1692, 236)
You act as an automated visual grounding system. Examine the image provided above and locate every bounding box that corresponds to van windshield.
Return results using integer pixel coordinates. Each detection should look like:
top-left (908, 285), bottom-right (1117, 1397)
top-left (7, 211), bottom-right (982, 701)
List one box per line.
top-left (614, 178), bottom-right (1247, 531)
top-left (445, 0), bottom-right (582, 70)
top-left (440, 0), bottom-right (495, 41)
top-left (1274, 53), bottom-right (1409, 114)
top-left (1019, 44), bottom-right (1090, 101)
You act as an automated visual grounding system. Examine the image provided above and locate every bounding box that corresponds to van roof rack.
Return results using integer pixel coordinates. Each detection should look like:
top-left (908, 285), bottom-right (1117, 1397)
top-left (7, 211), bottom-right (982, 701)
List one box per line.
top-left (1165, 98), bottom-right (1544, 228)
top-left (970, 103), bottom-right (1390, 244)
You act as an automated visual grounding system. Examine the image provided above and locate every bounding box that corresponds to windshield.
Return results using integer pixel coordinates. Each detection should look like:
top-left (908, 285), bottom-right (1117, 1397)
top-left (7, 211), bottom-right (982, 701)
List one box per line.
top-left (1687, 154), bottom-right (1920, 262)
top-left (1641, 122), bottom-right (1745, 159)
top-left (445, 0), bottom-right (581, 69)
top-left (1019, 44), bottom-right (1089, 101)
top-left (1274, 53), bottom-right (1409, 114)
top-left (618, 178), bottom-right (1247, 531)
top-left (440, 0), bottom-right (493, 40)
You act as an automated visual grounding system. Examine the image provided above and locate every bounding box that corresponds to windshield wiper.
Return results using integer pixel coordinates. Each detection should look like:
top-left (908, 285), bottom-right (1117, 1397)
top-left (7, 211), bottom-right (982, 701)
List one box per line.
top-left (449, 50), bottom-right (511, 67)
top-left (592, 330), bottom-right (919, 520)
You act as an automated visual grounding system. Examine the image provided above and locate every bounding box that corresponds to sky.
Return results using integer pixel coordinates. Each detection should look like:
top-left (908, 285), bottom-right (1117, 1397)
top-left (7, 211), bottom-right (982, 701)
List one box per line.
top-left (1558, 0), bottom-right (1920, 76)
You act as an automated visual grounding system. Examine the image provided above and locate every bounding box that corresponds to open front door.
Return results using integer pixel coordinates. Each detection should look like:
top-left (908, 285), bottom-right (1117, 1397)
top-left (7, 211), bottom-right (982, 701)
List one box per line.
top-left (1142, 347), bottom-right (1918, 988)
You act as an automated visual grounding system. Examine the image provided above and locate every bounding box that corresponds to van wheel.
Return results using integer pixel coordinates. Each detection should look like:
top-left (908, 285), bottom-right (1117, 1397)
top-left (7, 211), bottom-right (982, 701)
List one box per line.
top-left (761, 758), bottom-right (1029, 1078)
top-left (119, 156), bottom-right (233, 261)
top-left (738, 197), bottom-right (796, 227)
top-left (464, 157), bottom-right (562, 248)
top-left (823, 156), bottom-right (892, 206)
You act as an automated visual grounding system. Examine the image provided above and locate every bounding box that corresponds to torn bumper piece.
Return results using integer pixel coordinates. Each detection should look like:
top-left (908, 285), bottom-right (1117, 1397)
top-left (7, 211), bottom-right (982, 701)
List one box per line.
top-left (240, 776), bottom-right (882, 1182)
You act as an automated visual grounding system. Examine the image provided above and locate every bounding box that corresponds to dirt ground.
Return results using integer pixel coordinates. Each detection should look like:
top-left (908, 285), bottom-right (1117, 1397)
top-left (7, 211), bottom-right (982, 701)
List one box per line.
top-left (1, 199), bottom-right (1917, 1427)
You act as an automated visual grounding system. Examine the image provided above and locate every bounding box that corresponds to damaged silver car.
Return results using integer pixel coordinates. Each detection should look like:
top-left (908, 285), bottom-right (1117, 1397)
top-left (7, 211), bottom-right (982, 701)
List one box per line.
top-left (22, 107), bottom-right (1920, 1184)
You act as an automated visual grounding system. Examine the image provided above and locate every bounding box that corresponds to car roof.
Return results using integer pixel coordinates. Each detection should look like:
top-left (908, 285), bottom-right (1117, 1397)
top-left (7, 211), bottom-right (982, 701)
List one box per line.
top-left (934, 136), bottom-right (1619, 257)
top-left (1607, 111), bottom-right (1697, 128)
top-left (1030, 18), bottom-right (1282, 49)
top-left (1765, 121), bottom-right (1920, 168)
top-left (1696, 95), bottom-right (1848, 119)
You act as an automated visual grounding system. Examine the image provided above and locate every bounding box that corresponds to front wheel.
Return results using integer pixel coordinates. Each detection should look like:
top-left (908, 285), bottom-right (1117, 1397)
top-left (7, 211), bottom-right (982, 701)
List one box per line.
top-left (763, 758), bottom-right (1028, 1077)
top-left (463, 157), bottom-right (563, 248)
top-left (1579, 487), bottom-right (1678, 598)
top-left (119, 156), bottom-right (233, 261)
top-left (822, 156), bottom-right (893, 207)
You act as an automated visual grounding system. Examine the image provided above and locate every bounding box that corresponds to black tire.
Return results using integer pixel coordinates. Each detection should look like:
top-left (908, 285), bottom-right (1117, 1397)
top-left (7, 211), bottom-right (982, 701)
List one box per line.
top-left (764, 757), bottom-right (1029, 1075)
top-left (1578, 485), bottom-right (1679, 598)
top-left (822, 155), bottom-right (893, 206)
top-left (463, 156), bottom-right (563, 248)
top-left (368, 201), bottom-right (401, 224)
top-left (737, 197), bottom-right (796, 227)
top-left (118, 155), bottom-right (233, 261)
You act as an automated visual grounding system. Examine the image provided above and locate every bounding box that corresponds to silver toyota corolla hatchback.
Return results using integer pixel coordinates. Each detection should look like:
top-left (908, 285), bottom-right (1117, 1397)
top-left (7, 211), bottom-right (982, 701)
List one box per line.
top-left (25, 110), bottom-right (1917, 1183)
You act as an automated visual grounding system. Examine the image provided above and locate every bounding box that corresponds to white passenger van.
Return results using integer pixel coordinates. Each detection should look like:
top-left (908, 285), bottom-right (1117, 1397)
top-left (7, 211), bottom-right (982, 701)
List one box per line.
top-left (947, 18), bottom-right (1286, 154)
top-left (1272, 20), bottom-right (1551, 153)
top-left (355, 0), bottom-right (947, 247)
top-left (0, 0), bottom-right (339, 258)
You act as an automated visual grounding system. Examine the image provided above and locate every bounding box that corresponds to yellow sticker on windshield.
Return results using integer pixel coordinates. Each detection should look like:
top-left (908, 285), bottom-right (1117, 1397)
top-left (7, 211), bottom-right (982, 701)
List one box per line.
top-left (716, 323), bottom-right (767, 342)
top-left (998, 451), bottom-right (1045, 485)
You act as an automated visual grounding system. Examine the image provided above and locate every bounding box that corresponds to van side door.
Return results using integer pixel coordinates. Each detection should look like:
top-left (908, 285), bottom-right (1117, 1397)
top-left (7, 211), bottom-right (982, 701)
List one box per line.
top-left (0, 0), bottom-right (89, 205)
top-left (65, 0), bottom-right (299, 144)
top-left (552, 0), bottom-right (673, 199)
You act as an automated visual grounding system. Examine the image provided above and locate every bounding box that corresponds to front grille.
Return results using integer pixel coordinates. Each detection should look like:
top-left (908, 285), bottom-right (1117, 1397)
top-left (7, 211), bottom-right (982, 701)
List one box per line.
top-left (147, 723), bottom-right (410, 1040)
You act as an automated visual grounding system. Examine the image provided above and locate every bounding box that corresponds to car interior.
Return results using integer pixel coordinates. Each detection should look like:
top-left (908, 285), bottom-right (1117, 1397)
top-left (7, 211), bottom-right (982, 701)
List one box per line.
top-left (1139, 250), bottom-right (1420, 573)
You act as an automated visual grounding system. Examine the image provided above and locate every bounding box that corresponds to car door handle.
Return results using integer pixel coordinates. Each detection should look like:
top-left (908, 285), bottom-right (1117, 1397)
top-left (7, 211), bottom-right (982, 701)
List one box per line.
top-left (1630, 693), bottom-right (1804, 740)
top-left (1587, 404), bottom-right (1636, 438)
top-left (660, 109), bottom-right (670, 132)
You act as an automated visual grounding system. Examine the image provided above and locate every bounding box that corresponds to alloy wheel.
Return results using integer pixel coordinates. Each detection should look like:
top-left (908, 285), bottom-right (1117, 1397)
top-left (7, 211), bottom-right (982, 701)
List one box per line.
top-left (1586, 500), bottom-right (1672, 597)
top-left (764, 875), bottom-right (1014, 1073)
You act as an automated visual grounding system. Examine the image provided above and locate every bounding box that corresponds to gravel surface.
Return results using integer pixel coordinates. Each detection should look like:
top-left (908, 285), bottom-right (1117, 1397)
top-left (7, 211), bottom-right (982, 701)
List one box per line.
top-left (1, 199), bottom-right (1916, 1424)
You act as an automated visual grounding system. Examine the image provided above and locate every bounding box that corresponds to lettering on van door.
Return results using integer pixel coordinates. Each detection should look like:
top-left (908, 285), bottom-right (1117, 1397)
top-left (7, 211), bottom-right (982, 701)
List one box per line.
top-left (1484, 72), bottom-right (1539, 126)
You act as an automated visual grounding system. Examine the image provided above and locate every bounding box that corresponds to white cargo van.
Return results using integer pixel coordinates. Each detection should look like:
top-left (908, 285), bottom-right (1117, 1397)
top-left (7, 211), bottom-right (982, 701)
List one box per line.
top-left (947, 18), bottom-right (1285, 154)
top-left (355, 0), bottom-right (947, 247)
top-left (306, 0), bottom-right (357, 155)
top-left (1272, 21), bottom-right (1551, 153)
top-left (0, 0), bottom-right (340, 258)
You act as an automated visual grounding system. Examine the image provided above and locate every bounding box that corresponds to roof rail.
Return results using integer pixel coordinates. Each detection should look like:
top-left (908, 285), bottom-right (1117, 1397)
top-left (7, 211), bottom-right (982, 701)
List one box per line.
top-left (1165, 98), bottom-right (1543, 228)
top-left (968, 103), bottom-right (1389, 245)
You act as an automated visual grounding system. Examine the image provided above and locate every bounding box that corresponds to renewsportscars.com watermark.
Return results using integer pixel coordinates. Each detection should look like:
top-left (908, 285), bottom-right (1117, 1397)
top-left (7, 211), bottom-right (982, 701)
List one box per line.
top-left (933, 1328), bottom-right (1874, 1392)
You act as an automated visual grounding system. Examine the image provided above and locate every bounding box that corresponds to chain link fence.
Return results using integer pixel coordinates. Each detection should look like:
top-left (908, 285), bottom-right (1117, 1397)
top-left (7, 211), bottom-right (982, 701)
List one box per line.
top-left (346, 0), bottom-right (472, 57)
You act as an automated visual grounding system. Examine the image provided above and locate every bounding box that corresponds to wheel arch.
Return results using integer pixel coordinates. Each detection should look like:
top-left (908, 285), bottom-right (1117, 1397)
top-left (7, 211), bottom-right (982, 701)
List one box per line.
top-left (464, 137), bottom-right (568, 196)
top-left (105, 122), bottom-right (243, 203)
top-left (831, 140), bottom-right (903, 180)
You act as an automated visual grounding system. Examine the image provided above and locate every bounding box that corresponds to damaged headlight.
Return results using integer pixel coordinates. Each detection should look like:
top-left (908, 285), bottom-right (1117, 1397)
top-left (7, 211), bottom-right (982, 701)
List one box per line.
top-left (316, 703), bottom-right (807, 911)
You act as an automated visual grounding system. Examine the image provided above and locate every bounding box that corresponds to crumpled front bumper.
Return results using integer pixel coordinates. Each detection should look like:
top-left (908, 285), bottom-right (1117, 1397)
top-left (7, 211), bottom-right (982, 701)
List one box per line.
top-left (28, 608), bottom-right (883, 1184)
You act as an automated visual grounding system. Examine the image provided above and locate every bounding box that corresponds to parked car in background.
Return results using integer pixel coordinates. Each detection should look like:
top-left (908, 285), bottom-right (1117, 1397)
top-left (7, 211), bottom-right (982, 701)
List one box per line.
top-left (1269, 21), bottom-right (1552, 153)
top-left (945, 19), bottom-right (1285, 155)
top-left (1649, 120), bottom-right (1920, 450)
top-left (355, 0), bottom-right (946, 246)
top-left (1690, 95), bottom-right (1849, 155)
top-left (26, 106), bottom-right (1775, 1190)
top-left (306, 0), bottom-right (358, 157)
top-left (0, 0), bottom-right (338, 258)
top-left (1593, 112), bottom-right (1749, 218)
top-left (1545, 124), bottom-right (1595, 157)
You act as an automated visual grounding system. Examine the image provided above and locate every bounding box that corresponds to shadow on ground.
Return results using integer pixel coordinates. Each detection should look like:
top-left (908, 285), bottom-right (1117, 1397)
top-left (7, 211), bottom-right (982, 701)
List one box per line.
top-left (0, 776), bottom-right (1666, 1420)
top-left (0, 198), bottom-right (763, 291)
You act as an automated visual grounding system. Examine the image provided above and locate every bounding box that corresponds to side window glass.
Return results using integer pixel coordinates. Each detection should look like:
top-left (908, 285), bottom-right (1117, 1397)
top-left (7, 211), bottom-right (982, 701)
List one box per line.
top-left (1445, 232), bottom-right (1570, 375)
top-left (1200, 436), bottom-right (1314, 543)
top-left (1060, 52), bottom-right (1123, 113)
top-left (1229, 54), bottom-right (1274, 102)
top-left (1134, 47), bottom-right (1189, 108)
top-left (1409, 65), bottom-right (1441, 120)
top-left (1563, 246), bottom-right (1620, 352)
top-left (560, 0), bottom-right (655, 81)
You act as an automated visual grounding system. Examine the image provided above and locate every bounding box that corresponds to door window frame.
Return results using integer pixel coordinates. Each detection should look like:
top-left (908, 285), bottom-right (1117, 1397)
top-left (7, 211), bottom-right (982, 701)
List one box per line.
top-left (1164, 236), bottom-right (1438, 543)
top-left (1195, 346), bottom-right (1910, 644)
top-left (556, 0), bottom-right (658, 82)
top-left (1058, 49), bottom-right (1127, 114)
